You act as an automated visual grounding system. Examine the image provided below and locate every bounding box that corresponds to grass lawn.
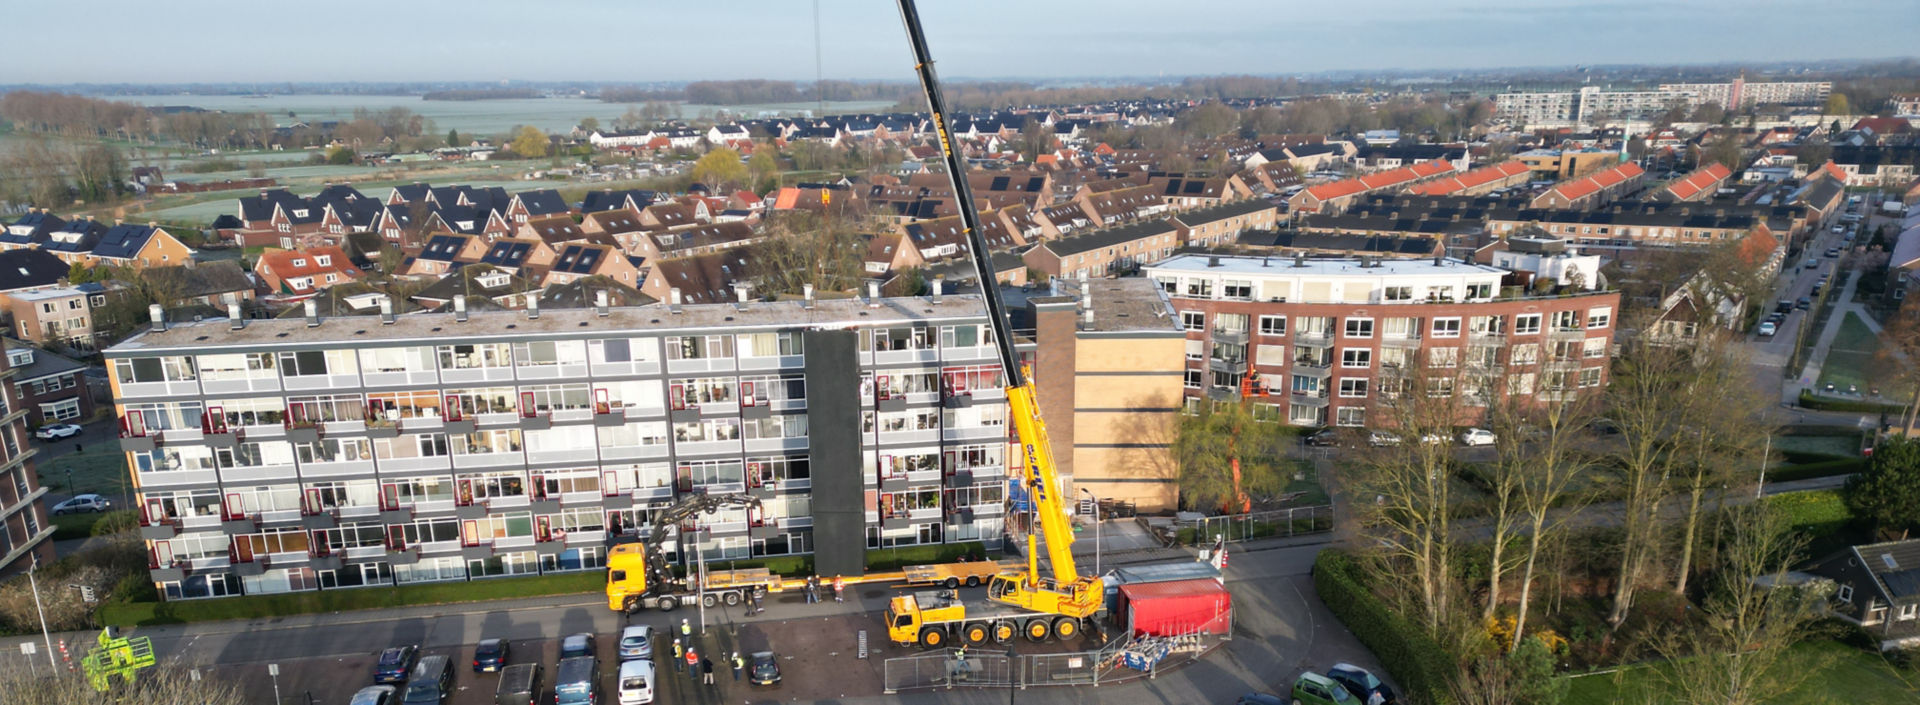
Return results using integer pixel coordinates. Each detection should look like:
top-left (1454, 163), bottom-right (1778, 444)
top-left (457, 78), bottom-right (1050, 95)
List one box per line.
top-left (1817, 311), bottom-right (1904, 399)
top-left (36, 445), bottom-right (133, 497)
top-left (1565, 640), bottom-right (1919, 705)
top-left (1773, 434), bottom-right (1865, 458)
top-left (1282, 458), bottom-right (1330, 506)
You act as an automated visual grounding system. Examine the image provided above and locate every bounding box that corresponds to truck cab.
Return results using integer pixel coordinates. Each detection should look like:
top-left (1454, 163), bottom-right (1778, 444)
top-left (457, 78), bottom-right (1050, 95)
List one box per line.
top-left (886, 592), bottom-right (967, 646)
top-left (605, 544), bottom-right (652, 611)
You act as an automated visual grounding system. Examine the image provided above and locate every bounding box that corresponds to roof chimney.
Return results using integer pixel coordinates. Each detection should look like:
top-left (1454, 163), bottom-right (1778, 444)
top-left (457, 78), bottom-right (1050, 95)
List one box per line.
top-left (669, 287), bottom-right (683, 314)
top-left (527, 295), bottom-right (540, 320)
top-left (1206, 256), bottom-right (1222, 268)
top-left (148, 304), bottom-right (164, 333)
top-left (453, 295), bottom-right (469, 322)
top-left (303, 299), bottom-right (320, 328)
top-left (802, 284), bottom-right (816, 310)
top-left (1293, 252), bottom-right (1306, 267)
top-left (228, 303), bottom-right (244, 331)
top-left (595, 289), bottom-right (610, 317)
top-left (379, 296), bottom-right (396, 325)
top-left (867, 281), bottom-right (881, 307)
top-left (930, 275), bottom-right (944, 303)
top-left (1080, 288), bottom-right (1094, 325)
top-left (1434, 254), bottom-right (1446, 267)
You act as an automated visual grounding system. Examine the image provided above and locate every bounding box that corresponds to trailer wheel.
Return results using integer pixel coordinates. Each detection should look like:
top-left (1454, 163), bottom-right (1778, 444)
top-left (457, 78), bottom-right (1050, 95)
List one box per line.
top-left (655, 596), bottom-right (678, 612)
top-left (919, 626), bottom-right (948, 648)
top-left (965, 576), bottom-right (981, 587)
top-left (1051, 616), bottom-right (1079, 640)
top-left (992, 621), bottom-right (1016, 644)
top-left (702, 593), bottom-right (719, 608)
top-left (963, 623), bottom-right (989, 645)
top-left (1024, 618), bottom-right (1050, 642)
top-left (943, 577), bottom-right (960, 589)
top-left (723, 591), bottom-right (741, 606)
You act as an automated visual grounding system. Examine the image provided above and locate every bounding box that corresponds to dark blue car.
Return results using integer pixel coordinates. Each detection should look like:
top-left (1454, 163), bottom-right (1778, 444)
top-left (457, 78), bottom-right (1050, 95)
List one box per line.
top-left (374, 645), bottom-right (419, 684)
top-left (472, 639), bottom-right (510, 673)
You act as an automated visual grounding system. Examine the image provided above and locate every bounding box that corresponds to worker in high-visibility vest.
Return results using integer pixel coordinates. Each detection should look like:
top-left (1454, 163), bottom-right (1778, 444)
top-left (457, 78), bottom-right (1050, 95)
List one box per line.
top-left (832, 575), bottom-right (846, 603)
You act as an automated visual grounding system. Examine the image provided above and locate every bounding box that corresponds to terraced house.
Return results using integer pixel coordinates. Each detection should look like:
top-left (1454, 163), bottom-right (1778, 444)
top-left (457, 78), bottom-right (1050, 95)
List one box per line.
top-left (113, 293), bottom-right (1018, 599)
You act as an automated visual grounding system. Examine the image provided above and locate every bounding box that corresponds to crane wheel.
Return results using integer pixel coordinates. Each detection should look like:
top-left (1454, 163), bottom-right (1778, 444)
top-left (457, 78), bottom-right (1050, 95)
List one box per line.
top-left (943, 577), bottom-right (960, 589)
top-left (964, 624), bottom-right (989, 645)
top-left (992, 621), bottom-right (1015, 644)
top-left (1051, 617), bottom-right (1079, 640)
top-left (702, 594), bottom-right (719, 608)
top-left (723, 591), bottom-right (741, 606)
top-left (965, 576), bottom-right (981, 587)
top-left (1024, 619), bottom-right (1050, 642)
top-left (919, 626), bottom-right (948, 648)
top-left (655, 596), bottom-right (678, 612)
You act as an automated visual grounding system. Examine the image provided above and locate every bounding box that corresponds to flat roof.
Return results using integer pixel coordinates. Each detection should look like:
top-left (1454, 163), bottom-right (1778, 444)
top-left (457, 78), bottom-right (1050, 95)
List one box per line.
top-left (108, 295), bottom-right (993, 356)
top-left (10, 287), bottom-right (86, 301)
top-left (1146, 253), bottom-right (1504, 279)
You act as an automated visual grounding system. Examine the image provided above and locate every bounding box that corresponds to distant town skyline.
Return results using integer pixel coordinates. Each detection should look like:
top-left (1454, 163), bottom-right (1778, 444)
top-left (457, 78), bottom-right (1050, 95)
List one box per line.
top-left (3, 0), bottom-right (1917, 85)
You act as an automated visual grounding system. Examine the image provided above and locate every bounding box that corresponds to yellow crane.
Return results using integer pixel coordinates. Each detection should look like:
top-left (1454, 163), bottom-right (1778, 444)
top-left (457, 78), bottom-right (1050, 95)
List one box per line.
top-left (883, 0), bottom-right (1104, 648)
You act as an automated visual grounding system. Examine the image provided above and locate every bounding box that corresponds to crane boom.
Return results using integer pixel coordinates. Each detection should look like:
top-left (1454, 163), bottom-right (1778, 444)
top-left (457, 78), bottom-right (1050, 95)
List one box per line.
top-left (894, 0), bottom-right (1088, 603)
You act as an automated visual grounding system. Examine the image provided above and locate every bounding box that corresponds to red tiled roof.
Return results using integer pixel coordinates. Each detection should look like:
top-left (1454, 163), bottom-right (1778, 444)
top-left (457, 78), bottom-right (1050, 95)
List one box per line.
top-left (1546, 162), bottom-right (1645, 202)
top-left (1819, 161), bottom-right (1849, 184)
top-left (1662, 163), bottom-right (1732, 200)
top-left (1305, 160), bottom-right (1456, 201)
top-left (1407, 160), bottom-right (1529, 195)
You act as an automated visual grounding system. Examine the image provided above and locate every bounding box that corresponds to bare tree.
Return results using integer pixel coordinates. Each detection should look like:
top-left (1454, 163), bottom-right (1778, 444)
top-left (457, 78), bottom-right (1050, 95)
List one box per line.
top-left (1604, 331), bottom-right (1692, 631)
top-left (1668, 332), bottom-right (1773, 595)
top-left (1349, 357), bottom-right (1471, 629)
top-left (1647, 505), bottom-right (1829, 705)
top-left (1484, 376), bottom-right (1601, 650)
top-left (747, 211), bottom-right (872, 296)
top-left (0, 662), bottom-right (247, 705)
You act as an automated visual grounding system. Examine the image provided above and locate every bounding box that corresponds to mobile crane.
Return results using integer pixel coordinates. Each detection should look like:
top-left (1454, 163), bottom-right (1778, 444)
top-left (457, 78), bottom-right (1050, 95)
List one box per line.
top-left (883, 0), bottom-right (1106, 648)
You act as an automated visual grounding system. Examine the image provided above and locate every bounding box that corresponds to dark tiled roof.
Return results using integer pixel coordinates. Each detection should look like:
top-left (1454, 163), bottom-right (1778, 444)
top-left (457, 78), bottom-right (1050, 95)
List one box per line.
top-left (1170, 199), bottom-right (1276, 226)
top-left (1238, 230), bottom-right (1442, 255)
top-left (515, 189), bottom-right (570, 216)
top-left (418, 234), bottom-right (471, 262)
top-left (1042, 220), bottom-right (1177, 257)
top-left (552, 244), bottom-right (608, 274)
top-left (479, 240), bottom-right (535, 269)
top-left (92, 224), bottom-right (160, 260)
top-left (141, 261), bottom-right (254, 299)
top-left (0, 249), bottom-right (72, 291)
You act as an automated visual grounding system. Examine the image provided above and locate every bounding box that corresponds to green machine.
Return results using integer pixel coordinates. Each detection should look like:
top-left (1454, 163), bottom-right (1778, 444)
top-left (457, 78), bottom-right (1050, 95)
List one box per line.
top-left (80, 627), bottom-right (156, 691)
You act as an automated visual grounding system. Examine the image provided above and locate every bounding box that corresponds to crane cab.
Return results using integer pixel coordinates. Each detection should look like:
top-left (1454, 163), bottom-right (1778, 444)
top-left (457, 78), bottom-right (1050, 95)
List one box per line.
top-left (986, 572), bottom-right (1104, 618)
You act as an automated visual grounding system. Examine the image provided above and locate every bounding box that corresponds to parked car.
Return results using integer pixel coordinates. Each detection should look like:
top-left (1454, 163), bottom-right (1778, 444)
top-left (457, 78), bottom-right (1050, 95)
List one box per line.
top-left (1234, 694), bottom-right (1285, 705)
top-left (1457, 428), bottom-right (1496, 447)
top-left (1758, 321), bottom-right (1777, 336)
top-left (616, 659), bottom-right (656, 705)
top-left (559, 633), bottom-right (595, 660)
top-left (1327, 663), bottom-right (1397, 705)
top-left (34, 423), bottom-right (82, 440)
top-left (1367, 430), bottom-right (1401, 447)
top-left (617, 625), bottom-right (653, 661)
top-left (1306, 429), bottom-right (1344, 447)
top-left (1292, 672), bottom-right (1360, 705)
top-left (494, 663), bottom-right (542, 705)
top-left (1827, 248), bottom-right (1841, 258)
top-left (349, 685), bottom-right (398, 705)
top-left (50, 494), bottom-right (110, 515)
top-left (1796, 297), bottom-right (1812, 310)
top-left (373, 645), bottom-right (420, 684)
top-left (1417, 432), bottom-right (1449, 445)
top-left (472, 638), bottom-right (509, 673)
top-left (749, 651), bottom-right (782, 685)
top-left (400, 655), bottom-right (453, 705)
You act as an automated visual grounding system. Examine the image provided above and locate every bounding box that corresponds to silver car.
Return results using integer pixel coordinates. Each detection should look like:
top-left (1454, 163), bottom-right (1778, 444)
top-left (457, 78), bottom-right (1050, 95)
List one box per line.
top-left (617, 625), bottom-right (653, 661)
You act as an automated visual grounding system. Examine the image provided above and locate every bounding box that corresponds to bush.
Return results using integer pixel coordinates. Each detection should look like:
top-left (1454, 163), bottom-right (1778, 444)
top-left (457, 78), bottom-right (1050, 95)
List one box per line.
top-left (864, 541), bottom-right (987, 572)
top-left (1768, 458), bottom-right (1868, 483)
top-left (1313, 550), bottom-right (1456, 705)
top-left (101, 570), bottom-right (607, 627)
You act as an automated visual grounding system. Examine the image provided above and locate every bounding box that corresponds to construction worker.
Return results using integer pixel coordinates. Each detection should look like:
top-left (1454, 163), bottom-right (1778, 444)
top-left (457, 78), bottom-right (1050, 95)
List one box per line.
top-left (679, 618), bottom-right (692, 638)
top-left (804, 575), bottom-right (818, 604)
top-left (701, 655), bottom-right (715, 685)
top-left (832, 575), bottom-right (846, 603)
top-left (671, 638), bottom-right (684, 665)
top-left (731, 652), bottom-right (745, 682)
top-left (685, 647), bottom-right (699, 679)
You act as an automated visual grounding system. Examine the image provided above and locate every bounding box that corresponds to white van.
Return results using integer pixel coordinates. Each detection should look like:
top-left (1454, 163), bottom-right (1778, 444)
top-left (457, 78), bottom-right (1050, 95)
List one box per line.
top-left (617, 660), bottom-right (655, 705)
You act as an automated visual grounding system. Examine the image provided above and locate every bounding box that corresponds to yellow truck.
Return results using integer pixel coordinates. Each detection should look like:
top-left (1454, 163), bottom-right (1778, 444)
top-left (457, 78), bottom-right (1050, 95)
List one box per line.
top-left (886, 589), bottom-right (1085, 648)
top-left (606, 542), bottom-right (798, 612)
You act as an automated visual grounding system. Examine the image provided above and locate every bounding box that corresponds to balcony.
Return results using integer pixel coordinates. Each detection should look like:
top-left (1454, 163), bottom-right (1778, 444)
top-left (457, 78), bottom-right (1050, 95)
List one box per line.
top-left (738, 353), bottom-right (806, 371)
top-left (116, 378), bottom-right (201, 400)
top-left (942, 425), bottom-right (1005, 443)
top-left (1293, 330), bottom-right (1333, 346)
top-left (281, 371), bottom-right (362, 393)
top-left (376, 454), bottom-right (451, 473)
top-left (1381, 336), bottom-right (1423, 349)
top-left (1292, 361), bottom-right (1334, 379)
top-left (873, 347), bottom-right (940, 366)
top-left (525, 446), bottom-right (596, 466)
top-left (878, 428), bottom-right (940, 445)
top-left (452, 449), bottom-right (525, 470)
top-left (218, 463), bottom-right (300, 485)
top-left (200, 375), bottom-right (280, 396)
top-left (439, 366), bottom-right (515, 385)
top-left (1548, 327), bottom-right (1586, 341)
top-left (514, 361), bottom-right (589, 382)
top-left (599, 443), bottom-right (669, 462)
top-left (743, 435), bottom-right (808, 453)
top-left (361, 368), bottom-right (439, 388)
top-left (666, 356), bottom-right (736, 375)
top-left (674, 437), bottom-right (743, 457)
top-left (1207, 356), bottom-right (1249, 374)
top-left (1290, 391), bottom-right (1331, 408)
top-left (1211, 329), bottom-right (1249, 346)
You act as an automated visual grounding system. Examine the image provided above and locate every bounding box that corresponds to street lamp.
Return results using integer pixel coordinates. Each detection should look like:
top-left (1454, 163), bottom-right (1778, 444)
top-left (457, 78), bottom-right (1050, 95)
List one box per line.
top-left (1079, 488), bottom-right (1101, 577)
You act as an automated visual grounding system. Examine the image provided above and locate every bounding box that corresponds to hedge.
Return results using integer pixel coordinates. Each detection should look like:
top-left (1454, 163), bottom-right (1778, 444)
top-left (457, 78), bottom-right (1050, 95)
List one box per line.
top-left (1767, 458), bottom-right (1868, 483)
top-left (1797, 389), bottom-right (1907, 413)
top-left (1313, 550), bottom-right (1456, 705)
top-left (99, 571), bottom-right (607, 627)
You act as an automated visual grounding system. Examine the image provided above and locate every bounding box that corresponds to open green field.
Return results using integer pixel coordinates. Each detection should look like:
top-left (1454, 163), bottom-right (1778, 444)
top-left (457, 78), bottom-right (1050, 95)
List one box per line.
top-left (1817, 311), bottom-right (1905, 399)
top-left (37, 444), bottom-right (132, 497)
top-left (103, 94), bottom-right (898, 135)
top-left (1565, 641), bottom-right (1920, 705)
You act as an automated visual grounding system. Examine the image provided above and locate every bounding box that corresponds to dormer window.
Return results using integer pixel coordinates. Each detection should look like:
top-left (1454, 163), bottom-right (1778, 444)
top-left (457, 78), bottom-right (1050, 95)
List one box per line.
top-left (292, 258), bottom-right (307, 267)
top-left (316, 255), bottom-right (332, 267)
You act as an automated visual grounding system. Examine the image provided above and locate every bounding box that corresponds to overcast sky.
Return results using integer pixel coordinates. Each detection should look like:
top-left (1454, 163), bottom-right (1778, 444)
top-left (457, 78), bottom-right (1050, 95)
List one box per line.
top-left (6, 0), bottom-right (1916, 85)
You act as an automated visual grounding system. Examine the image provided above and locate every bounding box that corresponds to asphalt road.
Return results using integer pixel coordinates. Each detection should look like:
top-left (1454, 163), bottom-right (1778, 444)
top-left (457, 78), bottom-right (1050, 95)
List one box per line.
top-left (2, 540), bottom-right (1380, 705)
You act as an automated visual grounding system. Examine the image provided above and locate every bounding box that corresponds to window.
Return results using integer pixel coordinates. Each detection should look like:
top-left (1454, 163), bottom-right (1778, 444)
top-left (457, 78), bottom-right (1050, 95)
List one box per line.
top-left (1184, 279), bottom-right (1213, 298)
top-left (515, 340), bottom-right (588, 367)
top-left (1428, 347), bottom-right (1460, 368)
top-left (1587, 306), bottom-right (1612, 329)
top-left (1514, 314), bottom-right (1542, 335)
top-left (1583, 337), bottom-right (1607, 358)
top-left (1296, 316), bottom-right (1332, 337)
top-left (1466, 283), bottom-right (1493, 300)
top-left (1836, 584), bottom-right (1853, 602)
top-left (1382, 286), bottom-right (1412, 301)
top-left (1382, 317), bottom-right (1418, 340)
top-left (1343, 318), bottom-right (1373, 338)
top-left (1336, 407), bottom-right (1366, 427)
top-left (1214, 313), bottom-right (1249, 334)
top-left (113, 356), bottom-right (197, 384)
top-left (1507, 372), bottom-right (1536, 396)
top-left (198, 352), bottom-right (276, 381)
top-left (1184, 339), bottom-right (1204, 361)
top-left (1258, 315), bottom-right (1287, 335)
top-left (1510, 343), bottom-right (1540, 365)
top-left (1551, 310), bottom-right (1581, 331)
top-left (1428, 378), bottom-right (1455, 398)
top-left (739, 331), bottom-right (806, 356)
top-left (1341, 349), bottom-right (1372, 368)
top-left (439, 343), bottom-right (513, 369)
top-left (1579, 367), bottom-right (1603, 388)
top-left (1432, 318), bottom-right (1461, 338)
top-left (668, 334), bottom-right (735, 359)
top-left (868, 327), bottom-right (934, 352)
top-left (1469, 315), bottom-right (1504, 336)
top-left (1901, 603), bottom-right (1918, 621)
top-left (1255, 344), bottom-right (1287, 366)
top-left (1184, 369), bottom-right (1202, 388)
top-left (1180, 311), bottom-right (1205, 331)
top-left (1222, 280), bottom-right (1252, 300)
top-left (1339, 379), bottom-right (1368, 398)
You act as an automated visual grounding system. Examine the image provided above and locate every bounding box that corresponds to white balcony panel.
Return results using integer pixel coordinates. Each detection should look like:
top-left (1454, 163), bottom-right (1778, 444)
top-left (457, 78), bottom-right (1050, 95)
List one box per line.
top-left (282, 373), bottom-right (361, 392)
top-left (673, 439), bottom-right (742, 457)
top-left (201, 377), bottom-right (281, 395)
top-left (361, 370), bottom-right (440, 388)
top-left (296, 459), bottom-right (376, 479)
top-left (439, 367), bottom-right (516, 385)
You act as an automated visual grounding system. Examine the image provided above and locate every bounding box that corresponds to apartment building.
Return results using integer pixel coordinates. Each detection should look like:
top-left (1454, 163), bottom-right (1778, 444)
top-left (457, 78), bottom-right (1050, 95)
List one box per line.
top-left (1657, 79), bottom-right (1830, 110)
top-left (6, 341), bottom-right (93, 425)
top-left (9, 287), bottom-right (97, 350)
top-left (0, 343), bottom-right (53, 579)
top-left (1145, 254), bottom-right (1619, 428)
top-left (112, 293), bottom-right (1020, 600)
